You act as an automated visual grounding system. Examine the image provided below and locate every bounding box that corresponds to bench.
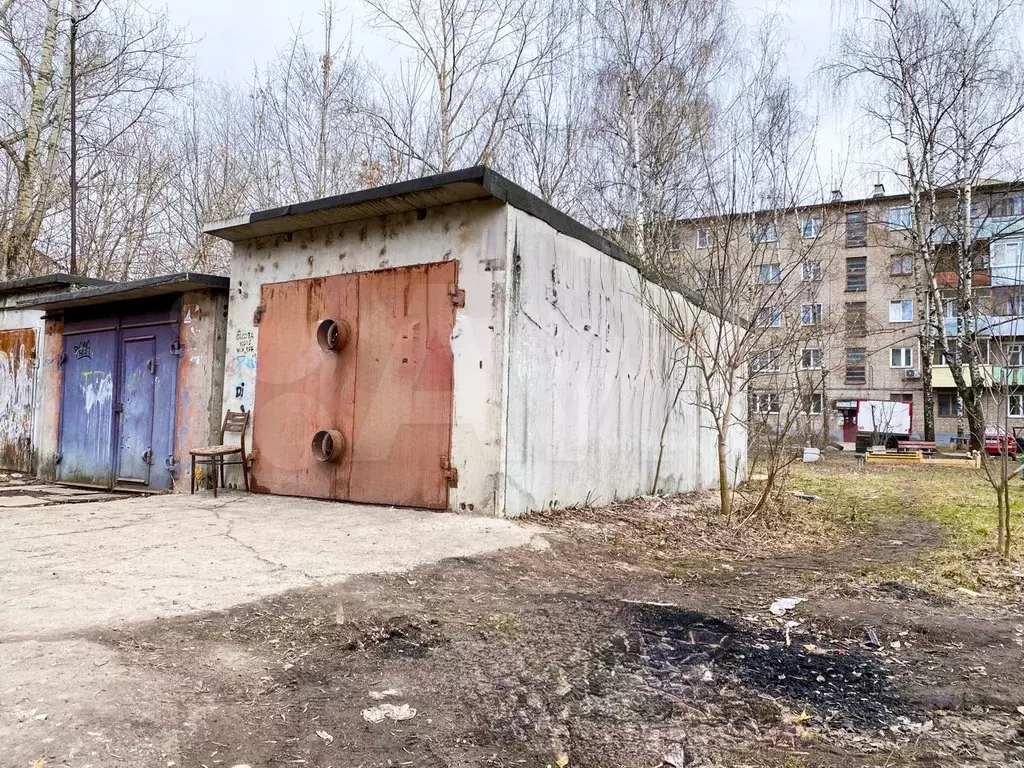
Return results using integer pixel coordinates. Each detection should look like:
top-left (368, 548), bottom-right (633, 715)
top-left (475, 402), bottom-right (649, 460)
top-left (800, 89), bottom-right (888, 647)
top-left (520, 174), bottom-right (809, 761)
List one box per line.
top-left (897, 440), bottom-right (936, 457)
top-left (865, 450), bottom-right (923, 465)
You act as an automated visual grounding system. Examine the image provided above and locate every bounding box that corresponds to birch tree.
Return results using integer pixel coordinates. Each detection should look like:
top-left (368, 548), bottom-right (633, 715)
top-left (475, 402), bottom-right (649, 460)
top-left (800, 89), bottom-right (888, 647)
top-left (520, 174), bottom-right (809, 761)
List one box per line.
top-left (0, 0), bottom-right (189, 279)
top-left (835, 0), bottom-right (1024, 556)
top-left (360, 0), bottom-right (561, 177)
top-left (587, 0), bottom-right (731, 264)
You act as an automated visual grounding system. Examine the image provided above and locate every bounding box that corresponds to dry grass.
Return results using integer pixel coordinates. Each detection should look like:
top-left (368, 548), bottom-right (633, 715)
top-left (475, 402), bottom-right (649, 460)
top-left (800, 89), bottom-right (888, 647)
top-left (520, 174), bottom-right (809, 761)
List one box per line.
top-left (788, 455), bottom-right (1024, 595)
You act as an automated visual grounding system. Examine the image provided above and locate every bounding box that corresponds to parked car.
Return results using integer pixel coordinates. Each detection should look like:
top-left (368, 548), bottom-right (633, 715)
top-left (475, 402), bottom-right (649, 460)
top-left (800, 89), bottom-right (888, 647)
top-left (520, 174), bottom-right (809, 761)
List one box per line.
top-left (971, 426), bottom-right (1020, 457)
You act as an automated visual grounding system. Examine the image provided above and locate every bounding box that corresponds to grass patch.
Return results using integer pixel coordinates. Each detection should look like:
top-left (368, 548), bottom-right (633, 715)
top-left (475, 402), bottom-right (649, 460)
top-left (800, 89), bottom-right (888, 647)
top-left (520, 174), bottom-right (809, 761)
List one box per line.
top-left (787, 456), bottom-right (1023, 591)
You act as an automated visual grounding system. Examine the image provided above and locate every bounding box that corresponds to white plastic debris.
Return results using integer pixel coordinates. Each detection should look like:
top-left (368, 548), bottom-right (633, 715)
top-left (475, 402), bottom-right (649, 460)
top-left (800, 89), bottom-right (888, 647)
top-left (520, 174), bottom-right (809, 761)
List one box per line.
top-left (769, 597), bottom-right (805, 616)
top-left (368, 688), bottom-right (401, 700)
top-left (361, 703), bottom-right (417, 723)
top-left (316, 729), bottom-right (333, 744)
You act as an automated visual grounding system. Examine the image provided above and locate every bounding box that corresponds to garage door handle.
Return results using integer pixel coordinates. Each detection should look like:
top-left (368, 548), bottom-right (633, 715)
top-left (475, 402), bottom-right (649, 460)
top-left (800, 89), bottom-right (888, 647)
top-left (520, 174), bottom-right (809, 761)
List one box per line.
top-left (142, 449), bottom-right (154, 465)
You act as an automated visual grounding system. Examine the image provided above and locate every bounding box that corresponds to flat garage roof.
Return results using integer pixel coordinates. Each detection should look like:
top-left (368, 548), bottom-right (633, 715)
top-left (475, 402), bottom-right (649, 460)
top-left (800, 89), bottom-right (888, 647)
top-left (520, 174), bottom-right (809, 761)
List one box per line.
top-left (202, 166), bottom-right (739, 323)
top-left (17, 272), bottom-right (229, 312)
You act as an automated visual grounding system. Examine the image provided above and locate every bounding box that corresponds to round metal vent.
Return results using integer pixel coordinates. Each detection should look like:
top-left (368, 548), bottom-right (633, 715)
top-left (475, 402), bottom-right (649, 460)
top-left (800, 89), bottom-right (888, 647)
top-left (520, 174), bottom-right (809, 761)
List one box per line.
top-left (316, 318), bottom-right (351, 352)
top-left (311, 429), bottom-right (345, 462)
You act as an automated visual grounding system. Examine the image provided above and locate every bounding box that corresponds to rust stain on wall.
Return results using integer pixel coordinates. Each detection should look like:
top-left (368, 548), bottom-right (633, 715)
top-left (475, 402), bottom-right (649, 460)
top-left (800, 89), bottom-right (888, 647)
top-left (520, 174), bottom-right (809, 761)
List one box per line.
top-left (0, 328), bottom-right (37, 472)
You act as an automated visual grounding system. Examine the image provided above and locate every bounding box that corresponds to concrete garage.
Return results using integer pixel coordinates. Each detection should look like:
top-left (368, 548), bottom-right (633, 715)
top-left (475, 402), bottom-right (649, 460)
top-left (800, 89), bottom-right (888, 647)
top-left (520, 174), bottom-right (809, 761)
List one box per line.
top-left (204, 167), bottom-right (746, 515)
top-left (19, 274), bottom-right (230, 491)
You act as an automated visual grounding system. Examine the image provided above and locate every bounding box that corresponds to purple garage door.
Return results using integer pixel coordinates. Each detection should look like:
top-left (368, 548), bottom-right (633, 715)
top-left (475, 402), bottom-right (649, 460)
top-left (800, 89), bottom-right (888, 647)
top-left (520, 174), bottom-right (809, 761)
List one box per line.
top-left (58, 306), bottom-right (179, 490)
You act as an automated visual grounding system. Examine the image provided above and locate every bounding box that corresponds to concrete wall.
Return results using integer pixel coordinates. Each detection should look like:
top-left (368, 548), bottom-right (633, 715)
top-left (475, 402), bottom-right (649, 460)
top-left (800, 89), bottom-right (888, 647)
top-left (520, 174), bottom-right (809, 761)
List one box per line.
top-left (1, 293), bottom-right (51, 474)
top-left (174, 290), bottom-right (229, 491)
top-left (220, 199), bottom-right (511, 514)
top-left (502, 207), bottom-right (747, 516)
top-left (34, 317), bottom-right (63, 480)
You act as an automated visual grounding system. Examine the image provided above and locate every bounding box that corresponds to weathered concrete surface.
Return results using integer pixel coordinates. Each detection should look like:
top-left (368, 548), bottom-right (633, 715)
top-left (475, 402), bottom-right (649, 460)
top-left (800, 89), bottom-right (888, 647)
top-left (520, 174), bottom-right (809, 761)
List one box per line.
top-left (0, 491), bottom-right (539, 638)
top-left (0, 492), bottom-right (540, 766)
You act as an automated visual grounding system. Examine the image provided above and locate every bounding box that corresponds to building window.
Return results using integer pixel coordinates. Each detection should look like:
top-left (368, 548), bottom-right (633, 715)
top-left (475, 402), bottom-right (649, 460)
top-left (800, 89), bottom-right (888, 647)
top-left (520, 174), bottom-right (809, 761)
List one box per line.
top-left (751, 392), bottom-right (781, 414)
top-left (942, 298), bottom-right (957, 318)
top-left (845, 347), bottom-right (867, 384)
top-left (1003, 294), bottom-right (1024, 315)
top-left (696, 229), bottom-right (709, 249)
top-left (750, 350), bottom-right (781, 373)
top-left (751, 220), bottom-right (779, 243)
top-left (889, 393), bottom-right (914, 404)
top-left (803, 393), bottom-right (824, 414)
top-left (891, 253), bottom-right (913, 276)
top-left (802, 217), bottom-right (822, 239)
top-left (1009, 344), bottom-right (1023, 367)
top-left (889, 298), bottom-right (914, 322)
top-left (802, 260), bottom-right (822, 282)
top-left (800, 302), bottom-right (822, 326)
top-left (846, 256), bottom-right (867, 291)
top-left (756, 307), bottom-right (783, 328)
top-left (846, 301), bottom-right (867, 335)
top-left (846, 211), bottom-right (867, 247)
top-left (800, 347), bottom-right (822, 370)
top-left (1010, 394), bottom-right (1024, 418)
top-left (757, 263), bottom-right (782, 284)
top-left (990, 239), bottom-right (1024, 286)
top-left (991, 195), bottom-right (1024, 218)
top-left (937, 392), bottom-right (960, 416)
top-left (888, 206), bottom-right (913, 230)
top-left (890, 347), bottom-right (914, 368)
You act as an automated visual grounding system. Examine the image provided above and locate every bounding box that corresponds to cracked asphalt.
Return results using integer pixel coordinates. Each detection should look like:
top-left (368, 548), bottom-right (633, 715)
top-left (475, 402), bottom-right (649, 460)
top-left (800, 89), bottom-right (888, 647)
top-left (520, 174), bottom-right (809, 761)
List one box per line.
top-left (0, 491), bottom-right (540, 764)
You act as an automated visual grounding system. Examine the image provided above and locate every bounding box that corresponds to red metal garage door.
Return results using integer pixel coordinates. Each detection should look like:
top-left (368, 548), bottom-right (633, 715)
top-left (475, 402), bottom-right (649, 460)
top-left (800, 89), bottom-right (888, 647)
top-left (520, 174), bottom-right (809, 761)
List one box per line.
top-left (251, 262), bottom-right (458, 509)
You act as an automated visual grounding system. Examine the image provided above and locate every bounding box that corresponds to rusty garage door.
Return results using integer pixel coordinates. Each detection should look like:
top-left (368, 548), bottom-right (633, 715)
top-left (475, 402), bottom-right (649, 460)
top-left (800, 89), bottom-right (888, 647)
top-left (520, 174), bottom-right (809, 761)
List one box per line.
top-left (251, 262), bottom-right (458, 509)
top-left (0, 328), bottom-right (37, 472)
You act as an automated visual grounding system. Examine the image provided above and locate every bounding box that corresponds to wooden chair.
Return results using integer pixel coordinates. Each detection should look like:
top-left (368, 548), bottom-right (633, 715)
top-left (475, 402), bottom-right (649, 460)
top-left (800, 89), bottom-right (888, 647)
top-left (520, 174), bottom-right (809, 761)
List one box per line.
top-left (190, 410), bottom-right (250, 497)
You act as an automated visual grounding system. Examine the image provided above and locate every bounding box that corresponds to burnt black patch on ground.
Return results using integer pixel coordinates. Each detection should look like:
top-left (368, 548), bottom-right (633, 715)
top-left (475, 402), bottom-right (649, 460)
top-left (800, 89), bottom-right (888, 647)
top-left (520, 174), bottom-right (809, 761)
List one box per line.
top-left (625, 604), bottom-right (914, 729)
top-left (875, 579), bottom-right (953, 606)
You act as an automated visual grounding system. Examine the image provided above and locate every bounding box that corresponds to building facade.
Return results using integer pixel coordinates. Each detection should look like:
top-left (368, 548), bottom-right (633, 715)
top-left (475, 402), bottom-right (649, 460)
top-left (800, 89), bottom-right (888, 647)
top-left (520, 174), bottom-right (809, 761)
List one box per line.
top-left (677, 182), bottom-right (1024, 445)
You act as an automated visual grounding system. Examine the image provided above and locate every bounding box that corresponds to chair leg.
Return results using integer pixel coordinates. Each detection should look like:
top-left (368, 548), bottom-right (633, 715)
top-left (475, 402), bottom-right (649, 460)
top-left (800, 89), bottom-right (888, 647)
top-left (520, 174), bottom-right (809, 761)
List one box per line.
top-left (212, 457), bottom-right (219, 499)
top-left (190, 455), bottom-right (195, 495)
top-left (220, 456), bottom-right (226, 489)
top-left (242, 453), bottom-right (250, 492)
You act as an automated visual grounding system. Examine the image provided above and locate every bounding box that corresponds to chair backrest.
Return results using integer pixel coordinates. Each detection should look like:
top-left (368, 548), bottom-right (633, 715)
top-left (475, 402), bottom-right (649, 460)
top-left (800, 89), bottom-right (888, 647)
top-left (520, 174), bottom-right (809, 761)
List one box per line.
top-left (221, 410), bottom-right (250, 445)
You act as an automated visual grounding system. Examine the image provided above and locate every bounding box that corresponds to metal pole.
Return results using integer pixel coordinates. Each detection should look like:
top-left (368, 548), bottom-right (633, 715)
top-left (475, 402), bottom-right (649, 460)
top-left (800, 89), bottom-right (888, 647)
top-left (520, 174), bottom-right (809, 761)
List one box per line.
top-left (69, 9), bottom-right (77, 275)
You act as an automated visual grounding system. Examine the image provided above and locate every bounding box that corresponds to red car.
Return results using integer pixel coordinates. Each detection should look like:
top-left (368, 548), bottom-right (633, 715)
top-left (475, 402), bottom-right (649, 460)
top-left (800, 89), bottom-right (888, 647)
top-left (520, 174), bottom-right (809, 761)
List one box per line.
top-left (972, 427), bottom-right (1019, 457)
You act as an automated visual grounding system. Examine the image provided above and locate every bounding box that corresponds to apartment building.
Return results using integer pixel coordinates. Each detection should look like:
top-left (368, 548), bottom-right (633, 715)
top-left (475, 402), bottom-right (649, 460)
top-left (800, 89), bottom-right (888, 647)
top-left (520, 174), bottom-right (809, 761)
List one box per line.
top-left (676, 181), bottom-right (1024, 445)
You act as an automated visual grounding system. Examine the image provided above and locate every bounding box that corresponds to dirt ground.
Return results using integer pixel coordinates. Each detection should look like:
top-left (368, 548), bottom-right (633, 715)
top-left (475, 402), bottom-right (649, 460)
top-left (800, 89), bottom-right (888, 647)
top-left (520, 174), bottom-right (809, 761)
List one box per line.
top-left (7, 456), bottom-right (1024, 767)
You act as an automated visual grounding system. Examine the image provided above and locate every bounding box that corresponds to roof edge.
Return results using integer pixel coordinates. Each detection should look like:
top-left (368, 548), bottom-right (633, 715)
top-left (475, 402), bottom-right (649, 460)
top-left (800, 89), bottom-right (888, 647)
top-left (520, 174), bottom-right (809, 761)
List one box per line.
top-left (0, 273), bottom-right (108, 297)
top-left (16, 272), bottom-right (230, 311)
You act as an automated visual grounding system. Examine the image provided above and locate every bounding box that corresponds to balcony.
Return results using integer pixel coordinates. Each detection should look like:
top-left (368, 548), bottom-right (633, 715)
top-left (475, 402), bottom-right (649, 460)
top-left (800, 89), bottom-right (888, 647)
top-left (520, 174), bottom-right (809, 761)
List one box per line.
top-left (932, 365), bottom-right (1024, 388)
top-left (935, 270), bottom-right (992, 287)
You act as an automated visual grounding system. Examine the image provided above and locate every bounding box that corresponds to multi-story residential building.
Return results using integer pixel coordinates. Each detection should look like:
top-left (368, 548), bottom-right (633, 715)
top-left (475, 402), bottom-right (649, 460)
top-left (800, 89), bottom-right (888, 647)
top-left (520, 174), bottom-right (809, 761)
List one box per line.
top-left (675, 181), bottom-right (1024, 445)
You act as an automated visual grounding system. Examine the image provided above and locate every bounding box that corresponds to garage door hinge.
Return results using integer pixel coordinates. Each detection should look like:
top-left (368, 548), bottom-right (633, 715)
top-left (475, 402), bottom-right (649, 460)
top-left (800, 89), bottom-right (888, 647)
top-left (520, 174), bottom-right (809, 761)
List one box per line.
top-left (253, 303), bottom-right (266, 325)
top-left (440, 457), bottom-right (459, 487)
top-left (57, 352), bottom-right (66, 367)
top-left (54, 452), bottom-right (62, 465)
top-left (169, 341), bottom-right (184, 357)
top-left (165, 456), bottom-right (180, 476)
top-left (447, 284), bottom-right (465, 308)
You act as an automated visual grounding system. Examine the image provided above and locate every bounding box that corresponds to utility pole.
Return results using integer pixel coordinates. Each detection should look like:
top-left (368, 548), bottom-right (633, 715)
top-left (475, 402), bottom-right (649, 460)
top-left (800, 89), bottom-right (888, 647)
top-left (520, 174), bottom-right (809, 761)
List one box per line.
top-left (69, 3), bottom-right (78, 275)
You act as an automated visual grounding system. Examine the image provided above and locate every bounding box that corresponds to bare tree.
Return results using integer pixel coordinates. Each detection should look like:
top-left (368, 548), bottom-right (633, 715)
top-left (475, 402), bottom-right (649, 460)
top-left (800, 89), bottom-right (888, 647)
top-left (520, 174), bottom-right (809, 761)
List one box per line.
top-left (360, 0), bottom-right (561, 177)
top-left (0, 0), bottom-right (190, 279)
top-left (586, 0), bottom-right (732, 263)
top-left (835, 0), bottom-right (1024, 556)
top-left (641, 15), bottom-right (828, 520)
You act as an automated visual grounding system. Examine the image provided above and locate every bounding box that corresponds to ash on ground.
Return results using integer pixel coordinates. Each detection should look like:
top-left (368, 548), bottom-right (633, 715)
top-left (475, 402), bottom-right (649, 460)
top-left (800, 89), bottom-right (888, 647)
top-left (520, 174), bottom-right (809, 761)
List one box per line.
top-left (622, 604), bottom-right (914, 731)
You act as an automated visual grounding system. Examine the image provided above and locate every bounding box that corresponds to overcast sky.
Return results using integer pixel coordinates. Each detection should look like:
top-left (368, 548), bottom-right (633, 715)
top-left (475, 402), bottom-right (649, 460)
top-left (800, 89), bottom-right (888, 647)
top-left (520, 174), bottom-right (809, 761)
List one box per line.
top-left (166, 0), bottom-right (873, 195)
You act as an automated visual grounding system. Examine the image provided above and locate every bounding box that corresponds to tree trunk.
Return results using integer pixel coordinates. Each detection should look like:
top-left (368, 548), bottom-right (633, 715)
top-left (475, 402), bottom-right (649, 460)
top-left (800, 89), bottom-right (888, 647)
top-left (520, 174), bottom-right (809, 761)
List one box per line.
top-left (1, 0), bottom-right (61, 279)
top-left (921, 348), bottom-right (935, 441)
